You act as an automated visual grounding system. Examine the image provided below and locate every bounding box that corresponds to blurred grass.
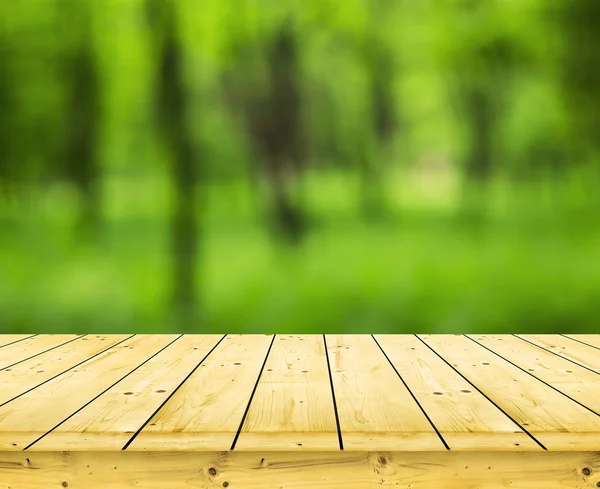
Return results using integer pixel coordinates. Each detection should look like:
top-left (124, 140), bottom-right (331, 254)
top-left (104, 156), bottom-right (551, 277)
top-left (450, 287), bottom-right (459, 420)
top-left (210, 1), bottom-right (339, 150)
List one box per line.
top-left (2, 170), bottom-right (599, 334)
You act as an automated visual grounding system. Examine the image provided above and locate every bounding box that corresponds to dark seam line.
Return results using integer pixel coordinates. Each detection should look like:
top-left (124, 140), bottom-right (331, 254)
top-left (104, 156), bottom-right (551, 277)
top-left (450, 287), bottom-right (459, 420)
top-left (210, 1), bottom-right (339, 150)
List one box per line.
top-left (25, 334), bottom-right (184, 451)
top-left (559, 334), bottom-right (600, 352)
top-left (0, 335), bottom-right (88, 372)
top-left (0, 334), bottom-right (38, 350)
top-left (122, 334), bottom-right (227, 451)
top-left (230, 334), bottom-right (277, 451)
top-left (415, 335), bottom-right (547, 450)
top-left (0, 334), bottom-right (136, 410)
top-left (324, 334), bottom-right (344, 450)
top-left (466, 335), bottom-right (600, 418)
top-left (513, 334), bottom-right (600, 376)
top-left (373, 335), bottom-right (449, 450)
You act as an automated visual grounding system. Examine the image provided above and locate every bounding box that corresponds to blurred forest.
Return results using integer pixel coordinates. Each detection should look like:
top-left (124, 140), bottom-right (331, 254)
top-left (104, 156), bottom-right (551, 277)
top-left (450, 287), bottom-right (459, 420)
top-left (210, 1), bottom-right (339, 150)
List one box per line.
top-left (1, 0), bottom-right (599, 334)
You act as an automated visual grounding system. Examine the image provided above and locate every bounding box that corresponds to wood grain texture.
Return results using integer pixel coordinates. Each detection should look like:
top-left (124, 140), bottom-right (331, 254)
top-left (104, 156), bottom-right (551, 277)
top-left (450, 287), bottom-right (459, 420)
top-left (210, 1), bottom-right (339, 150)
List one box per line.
top-left (0, 335), bottom-right (175, 450)
top-left (0, 334), bottom-right (599, 457)
top-left (128, 334), bottom-right (274, 451)
top-left (0, 335), bottom-right (82, 370)
top-left (326, 335), bottom-right (445, 451)
top-left (0, 335), bottom-right (35, 349)
top-left (0, 451), bottom-right (598, 488)
top-left (470, 335), bottom-right (600, 415)
top-left (374, 334), bottom-right (539, 450)
top-left (235, 335), bottom-right (339, 451)
top-left (0, 335), bottom-right (131, 407)
top-left (565, 335), bottom-right (600, 350)
top-left (517, 335), bottom-right (600, 373)
top-left (28, 335), bottom-right (223, 451)
top-left (420, 334), bottom-right (600, 450)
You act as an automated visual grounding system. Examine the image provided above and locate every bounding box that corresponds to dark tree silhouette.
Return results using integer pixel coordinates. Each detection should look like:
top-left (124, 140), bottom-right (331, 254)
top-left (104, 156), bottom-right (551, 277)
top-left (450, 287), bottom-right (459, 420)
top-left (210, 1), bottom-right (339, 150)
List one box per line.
top-left (262, 21), bottom-right (306, 243)
top-left (462, 83), bottom-right (493, 184)
top-left (448, 3), bottom-right (518, 213)
top-left (558, 0), bottom-right (600, 158)
top-left (222, 20), bottom-right (307, 245)
top-left (147, 0), bottom-right (200, 328)
top-left (361, 33), bottom-right (398, 219)
top-left (61, 1), bottom-right (102, 234)
top-left (0, 34), bottom-right (14, 194)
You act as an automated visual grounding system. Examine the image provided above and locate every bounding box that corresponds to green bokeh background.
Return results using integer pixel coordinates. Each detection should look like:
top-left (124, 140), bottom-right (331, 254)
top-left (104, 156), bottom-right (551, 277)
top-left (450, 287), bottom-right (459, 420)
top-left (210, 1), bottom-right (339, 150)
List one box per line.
top-left (1, 0), bottom-right (599, 334)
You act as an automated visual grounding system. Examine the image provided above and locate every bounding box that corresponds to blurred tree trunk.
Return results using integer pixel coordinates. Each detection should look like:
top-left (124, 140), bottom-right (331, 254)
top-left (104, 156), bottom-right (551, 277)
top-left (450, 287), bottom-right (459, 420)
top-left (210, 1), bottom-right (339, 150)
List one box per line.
top-left (454, 34), bottom-right (514, 218)
top-left (365, 48), bottom-right (397, 219)
top-left (0, 33), bottom-right (14, 196)
top-left (223, 21), bottom-right (307, 245)
top-left (457, 81), bottom-right (495, 221)
top-left (360, 4), bottom-right (397, 220)
top-left (445, 0), bottom-right (516, 219)
top-left (458, 82), bottom-right (495, 221)
top-left (147, 0), bottom-right (199, 329)
top-left (558, 0), bottom-right (600, 151)
top-left (463, 85), bottom-right (493, 184)
top-left (263, 21), bottom-right (306, 244)
top-left (63, 1), bottom-right (102, 235)
top-left (556, 0), bottom-right (600, 206)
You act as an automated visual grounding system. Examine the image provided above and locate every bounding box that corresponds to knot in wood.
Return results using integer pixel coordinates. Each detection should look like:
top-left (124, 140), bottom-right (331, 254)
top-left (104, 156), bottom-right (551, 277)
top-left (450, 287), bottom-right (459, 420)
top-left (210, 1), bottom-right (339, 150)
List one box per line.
top-left (208, 467), bottom-right (218, 476)
top-left (378, 456), bottom-right (387, 466)
top-left (582, 467), bottom-right (592, 476)
top-left (62, 482), bottom-right (69, 488)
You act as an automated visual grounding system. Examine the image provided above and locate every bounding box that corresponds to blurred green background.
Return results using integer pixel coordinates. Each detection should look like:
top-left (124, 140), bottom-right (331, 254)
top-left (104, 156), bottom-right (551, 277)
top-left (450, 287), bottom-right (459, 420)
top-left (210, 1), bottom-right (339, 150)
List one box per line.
top-left (1, 0), bottom-right (599, 334)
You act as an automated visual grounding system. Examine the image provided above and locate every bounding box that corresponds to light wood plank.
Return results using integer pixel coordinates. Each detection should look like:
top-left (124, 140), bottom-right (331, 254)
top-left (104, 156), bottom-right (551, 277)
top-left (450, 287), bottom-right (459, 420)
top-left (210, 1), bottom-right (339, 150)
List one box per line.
top-left (0, 335), bottom-right (82, 370)
top-left (27, 335), bottom-right (223, 451)
top-left (374, 334), bottom-right (539, 450)
top-left (326, 334), bottom-right (444, 451)
top-left (471, 335), bottom-right (600, 415)
top-left (518, 335), bottom-right (600, 373)
top-left (0, 451), bottom-right (598, 488)
top-left (0, 335), bottom-right (176, 450)
top-left (563, 335), bottom-right (600, 350)
top-left (0, 335), bottom-right (131, 406)
top-left (235, 335), bottom-right (339, 451)
top-left (128, 334), bottom-right (274, 451)
top-left (0, 334), bottom-right (35, 348)
top-left (0, 333), bottom-right (596, 458)
top-left (420, 334), bottom-right (600, 450)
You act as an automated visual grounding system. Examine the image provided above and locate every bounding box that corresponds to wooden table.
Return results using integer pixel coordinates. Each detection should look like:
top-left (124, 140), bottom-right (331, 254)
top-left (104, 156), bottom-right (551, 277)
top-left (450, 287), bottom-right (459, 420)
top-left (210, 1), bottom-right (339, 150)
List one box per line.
top-left (0, 334), bottom-right (599, 488)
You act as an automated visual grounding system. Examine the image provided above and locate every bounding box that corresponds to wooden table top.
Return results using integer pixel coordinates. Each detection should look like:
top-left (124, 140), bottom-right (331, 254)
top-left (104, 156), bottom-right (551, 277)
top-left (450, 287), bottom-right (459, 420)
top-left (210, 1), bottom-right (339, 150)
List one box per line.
top-left (0, 333), bottom-right (599, 452)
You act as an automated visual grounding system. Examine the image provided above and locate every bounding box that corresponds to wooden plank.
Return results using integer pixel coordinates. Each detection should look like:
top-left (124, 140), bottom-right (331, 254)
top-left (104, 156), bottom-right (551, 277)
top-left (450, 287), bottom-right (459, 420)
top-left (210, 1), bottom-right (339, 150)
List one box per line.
top-left (0, 335), bottom-right (131, 407)
top-left (0, 334), bottom-right (36, 348)
top-left (563, 335), bottom-right (600, 350)
top-left (374, 334), bottom-right (539, 450)
top-left (325, 335), bottom-right (444, 451)
top-left (235, 335), bottom-right (339, 451)
top-left (127, 334), bottom-right (274, 451)
top-left (0, 451), bottom-right (598, 488)
top-left (518, 334), bottom-right (600, 373)
top-left (0, 335), bottom-right (177, 451)
top-left (470, 335), bottom-right (600, 415)
top-left (420, 334), bottom-right (600, 450)
top-left (0, 335), bottom-right (82, 370)
top-left (27, 335), bottom-right (224, 451)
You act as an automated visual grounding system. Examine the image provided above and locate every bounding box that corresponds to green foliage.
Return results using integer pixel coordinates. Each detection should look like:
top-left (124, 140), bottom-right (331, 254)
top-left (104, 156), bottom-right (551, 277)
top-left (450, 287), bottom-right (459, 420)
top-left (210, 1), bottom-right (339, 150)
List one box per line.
top-left (1, 0), bottom-right (599, 333)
